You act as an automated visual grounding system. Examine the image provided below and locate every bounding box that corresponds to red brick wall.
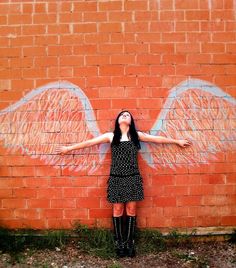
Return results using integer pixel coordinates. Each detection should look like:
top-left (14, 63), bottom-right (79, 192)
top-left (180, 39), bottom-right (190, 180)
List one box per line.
top-left (0, 0), bottom-right (235, 230)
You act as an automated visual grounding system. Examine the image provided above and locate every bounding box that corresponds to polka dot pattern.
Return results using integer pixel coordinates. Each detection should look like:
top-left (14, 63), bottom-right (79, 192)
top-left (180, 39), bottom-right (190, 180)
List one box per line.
top-left (107, 141), bottom-right (144, 203)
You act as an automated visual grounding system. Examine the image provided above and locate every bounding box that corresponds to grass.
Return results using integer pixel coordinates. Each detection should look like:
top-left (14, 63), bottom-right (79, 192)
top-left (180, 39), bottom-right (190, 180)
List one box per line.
top-left (0, 227), bottom-right (68, 264)
top-left (0, 224), bottom-right (233, 264)
top-left (73, 222), bottom-right (116, 259)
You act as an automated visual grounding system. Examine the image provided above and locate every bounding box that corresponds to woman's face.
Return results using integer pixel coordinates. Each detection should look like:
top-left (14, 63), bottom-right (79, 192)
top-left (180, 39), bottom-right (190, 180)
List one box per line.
top-left (118, 111), bottom-right (131, 126)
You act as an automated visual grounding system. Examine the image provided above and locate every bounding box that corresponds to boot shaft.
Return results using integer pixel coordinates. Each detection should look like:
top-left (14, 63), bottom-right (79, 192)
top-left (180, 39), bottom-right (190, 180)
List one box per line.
top-left (112, 216), bottom-right (126, 257)
top-left (125, 215), bottom-right (136, 257)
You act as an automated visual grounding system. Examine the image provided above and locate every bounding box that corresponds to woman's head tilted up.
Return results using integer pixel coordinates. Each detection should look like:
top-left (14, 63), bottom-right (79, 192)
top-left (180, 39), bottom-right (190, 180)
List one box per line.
top-left (111, 110), bottom-right (141, 150)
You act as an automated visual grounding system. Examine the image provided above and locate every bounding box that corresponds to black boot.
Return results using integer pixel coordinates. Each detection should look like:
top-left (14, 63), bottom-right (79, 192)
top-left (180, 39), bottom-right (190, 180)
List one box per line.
top-left (112, 216), bottom-right (125, 258)
top-left (124, 215), bottom-right (136, 257)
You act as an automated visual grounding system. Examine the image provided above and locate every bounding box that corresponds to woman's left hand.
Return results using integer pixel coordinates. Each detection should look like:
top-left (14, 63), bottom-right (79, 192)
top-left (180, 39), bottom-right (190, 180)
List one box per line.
top-left (177, 139), bottom-right (192, 148)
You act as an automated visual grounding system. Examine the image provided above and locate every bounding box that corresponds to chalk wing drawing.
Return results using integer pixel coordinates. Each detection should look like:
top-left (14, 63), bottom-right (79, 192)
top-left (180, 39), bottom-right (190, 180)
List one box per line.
top-left (0, 78), bottom-right (235, 174)
top-left (140, 79), bottom-right (236, 169)
top-left (0, 81), bottom-right (109, 174)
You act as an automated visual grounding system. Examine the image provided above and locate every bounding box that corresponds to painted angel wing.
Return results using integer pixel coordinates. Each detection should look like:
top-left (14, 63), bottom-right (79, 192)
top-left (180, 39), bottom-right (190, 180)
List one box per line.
top-left (0, 81), bottom-right (110, 174)
top-left (140, 78), bottom-right (236, 169)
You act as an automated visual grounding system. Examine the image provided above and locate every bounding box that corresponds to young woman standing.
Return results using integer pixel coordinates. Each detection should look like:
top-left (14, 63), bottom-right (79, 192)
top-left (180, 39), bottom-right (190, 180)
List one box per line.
top-left (55, 110), bottom-right (191, 258)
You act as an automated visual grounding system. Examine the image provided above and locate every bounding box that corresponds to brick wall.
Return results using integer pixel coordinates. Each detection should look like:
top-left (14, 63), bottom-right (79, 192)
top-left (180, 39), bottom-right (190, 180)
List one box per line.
top-left (0, 0), bottom-right (235, 230)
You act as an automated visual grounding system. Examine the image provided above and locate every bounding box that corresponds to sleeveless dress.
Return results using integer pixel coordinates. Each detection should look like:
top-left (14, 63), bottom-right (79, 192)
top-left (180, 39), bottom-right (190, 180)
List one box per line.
top-left (107, 140), bottom-right (144, 203)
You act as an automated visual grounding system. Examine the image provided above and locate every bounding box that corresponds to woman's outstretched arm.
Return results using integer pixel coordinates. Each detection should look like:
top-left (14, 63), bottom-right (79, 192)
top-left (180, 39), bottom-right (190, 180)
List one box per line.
top-left (55, 132), bottom-right (112, 155)
top-left (137, 131), bottom-right (191, 148)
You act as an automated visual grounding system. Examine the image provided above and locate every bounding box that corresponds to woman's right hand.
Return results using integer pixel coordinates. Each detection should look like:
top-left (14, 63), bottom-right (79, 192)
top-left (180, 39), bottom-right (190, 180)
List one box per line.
top-left (54, 145), bottom-right (70, 155)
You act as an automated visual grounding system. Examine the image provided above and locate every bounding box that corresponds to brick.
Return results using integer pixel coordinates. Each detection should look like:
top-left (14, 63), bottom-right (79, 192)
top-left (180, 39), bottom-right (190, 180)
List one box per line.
top-left (64, 208), bottom-right (88, 219)
top-left (37, 188), bottom-right (63, 199)
top-left (203, 195), bottom-right (235, 206)
top-left (175, 0), bottom-right (199, 9)
top-left (162, 33), bottom-right (185, 42)
top-left (124, 1), bottom-right (147, 10)
top-left (221, 216), bottom-right (236, 226)
top-left (200, 174), bottom-right (226, 184)
top-left (137, 98), bottom-right (163, 109)
top-left (74, 66), bottom-right (98, 76)
top-left (162, 54), bottom-right (186, 64)
top-left (73, 44), bottom-right (97, 55)
top-left (0, 178), bottom-right (24, 188)
top-left (163, 207), bottom-right (188, 217)
top-left (34, 3), bottom-right (46, 13)
top-left (71, 176), bottom-right (97, 187)
top-left (99, 23), bottom-right (121, 32)
top-left (27, 199), bottom-right (50, 209)
top-left (202, 43), bottom-right (225, 53)
top-left (33, 14), bottom-right (56, 24)
top-left (35, 165), bottom-right (60, 177)
top-left (125, 22), bottom-right (148, 32)
top-left (85, 33), bottom-right (110, 43)
top-left (99, 44), bottom-right (123, 55)
top-left (87, 187), bottom-right (106, 198)
top-left (186, 11), bottom-right (209, 20)
top-left (189, 185), bottom-right (215, 195)
top-left (110, 33), bottom-right (134, 42)
top-left (177, 196), bottom-right (202, 206)
top-left (41, 209), bottom-right (63, 219)
top-left (99, 65), bottom-right (124, 76)
top-left (112, 77), bottom-right (136, 87)
top-left (89, 209), bottom-right (112, 218)
top-left (214, 185), bottom-right (236, 195)
top-left (51, 199), bottom-right (76, 209)
top-left (160, 11), bottom-right (184, 20)
top-left (74, 23), bottom-right (97, 33)
top-left (2, 199), bottom-right (26, 209)
top-left (212, 33), bottom-right (236, 42)
top-left (63, 188), bottom-right (88, 198)
top-left (108, 11), bottom-right (132, 21)
top-left (84, 12), bottom-right (107, 22)
top-left (13, 188), bottom-right (37, 198)
top-left (86, 77), bottom-right (111, 87)
top-left (60, 13), bottom-right (82, 23)
top-left (0, 187), bottom-right (12, 199)
top-left (171, 217), bottom-right (196, 228)
top-left (164, 186), bottom-right (189, 196)
top-left (48, 24), bottom-right (70, 34)
top-left (0, 209), bottom-right (14, 218)
top-left (136, 33), bottom-right (161, 42)
top-left (111, 55), bottom-right (135, 64)
top-left (153, 197), bottom-right (176, 207)
top-left (226, 174), bottom-right (236, 184)
top-left (124, 44), bottom-right (149, 54)
top-left (152, 175), bottom-right (175, 185)
top-left (12, 166), bottom-right (35, 177)
top-left (76, 197), bottom-right (100, 209)
top-left (146, 216), bottom-right (171, 228)
top-left (47, 219), bottom-right (72, 229)
top-left (86, 55), bottom-right (110, 65)
top-left (8, 14), bottom-right (32, 25)
top-left (35, 57), bottom-right (58, 67)
top-left (22, 25), bottom-right (46, 35)
top-left (74, 2), bottom-right (97, 12)
top-left (15, 209), bottom-right (40, 219)
top-left (48, 46), bottom-right (73, 56)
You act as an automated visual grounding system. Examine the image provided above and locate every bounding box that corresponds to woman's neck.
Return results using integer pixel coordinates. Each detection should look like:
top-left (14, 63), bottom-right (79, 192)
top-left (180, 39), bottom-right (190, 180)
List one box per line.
top-left (119, 124), bottom-right (130, 141)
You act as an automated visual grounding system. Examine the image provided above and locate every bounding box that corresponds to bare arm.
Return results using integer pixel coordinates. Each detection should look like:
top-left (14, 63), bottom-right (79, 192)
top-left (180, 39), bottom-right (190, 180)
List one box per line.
top-left (138, 131), bottom-right (191, 148)
top-left (55, 132), bottom-right (112, 155)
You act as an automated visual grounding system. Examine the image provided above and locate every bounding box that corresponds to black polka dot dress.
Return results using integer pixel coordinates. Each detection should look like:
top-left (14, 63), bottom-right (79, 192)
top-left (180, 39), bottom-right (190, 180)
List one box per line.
top-left (107, 140), bottom-right (144, 203)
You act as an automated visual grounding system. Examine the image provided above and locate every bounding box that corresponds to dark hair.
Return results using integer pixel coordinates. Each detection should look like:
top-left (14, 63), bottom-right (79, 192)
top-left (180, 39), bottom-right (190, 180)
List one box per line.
top-left (111, 110), bottom-right (141, 150)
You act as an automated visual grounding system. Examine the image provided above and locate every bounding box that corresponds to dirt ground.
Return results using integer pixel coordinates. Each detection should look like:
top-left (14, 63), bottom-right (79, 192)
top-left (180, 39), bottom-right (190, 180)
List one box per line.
top-left (0, 241), bottom-right (235, 268)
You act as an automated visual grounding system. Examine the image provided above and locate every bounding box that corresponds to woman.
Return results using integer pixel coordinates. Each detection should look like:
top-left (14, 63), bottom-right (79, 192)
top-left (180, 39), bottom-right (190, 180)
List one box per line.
top-left (55, 110), bottom-right (191, 258)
